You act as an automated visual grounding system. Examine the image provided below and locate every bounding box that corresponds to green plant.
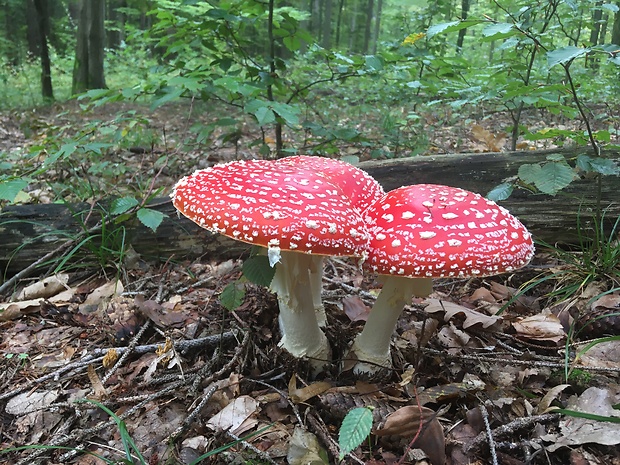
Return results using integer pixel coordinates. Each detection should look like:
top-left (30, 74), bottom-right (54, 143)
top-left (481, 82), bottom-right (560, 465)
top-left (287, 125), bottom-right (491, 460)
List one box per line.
top-left (220, 253), bottom-right (276, 311)
top-left (338, 407), bottom-right (374, 461)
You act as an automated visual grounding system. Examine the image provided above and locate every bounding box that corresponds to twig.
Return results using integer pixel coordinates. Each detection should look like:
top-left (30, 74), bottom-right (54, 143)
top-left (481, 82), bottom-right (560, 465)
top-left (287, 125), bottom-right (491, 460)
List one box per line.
top-left (224, 430), bottom-right (279, 465)
top-left (100, 320), bottom-right (151, 385)
top-left (464, 413), bottom-right (561, 453)
top-left (90, 330), bottom-right (239, 356)
top-left (422, 347), bottom-right (620, 373)
top-left (479, 403), bottom-right (499, 465)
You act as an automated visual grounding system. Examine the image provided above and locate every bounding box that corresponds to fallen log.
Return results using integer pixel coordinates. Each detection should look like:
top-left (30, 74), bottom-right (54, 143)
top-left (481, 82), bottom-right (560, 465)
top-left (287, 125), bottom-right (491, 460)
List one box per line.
top-left (1, 147), bottom-right (618, 280)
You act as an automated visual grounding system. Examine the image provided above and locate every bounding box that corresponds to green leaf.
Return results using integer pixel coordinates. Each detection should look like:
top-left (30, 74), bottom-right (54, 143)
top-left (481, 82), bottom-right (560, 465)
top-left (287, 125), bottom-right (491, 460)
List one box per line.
top-left (136, 208), bottom-right (165, 232)
top-left (547, 46), bottom-right (589, 68)
top-left (110, 196), bottom-right (139, 215)
top-left (518, 163), bottom-right (542, 184)
top-left (338, 407), bottom-right (373, 460)
top-left (365, 55), bottom-right (383, 71)
top-left (151, 87), bottom-right (185, 110)
top-left (220, 281), bottom-right (246, 311)
top-left (271, 102), bottom-right (300, 127)
top-left (534, 162), bottom-right (575, 195)
top-left (576, 155), bottom-right (620, 175)
top-left (486, 182), bottom-right (514, 201)
top-left (481, 22), bottom-right (514, 38)
top-left (427, 19), bottom-right (485, 38)
top-left (0, 178), bottom-right (28, 202)
top-left (243, 255), bottom-right (276, 287)
top-left (254, 106), bottom-right (276, 126)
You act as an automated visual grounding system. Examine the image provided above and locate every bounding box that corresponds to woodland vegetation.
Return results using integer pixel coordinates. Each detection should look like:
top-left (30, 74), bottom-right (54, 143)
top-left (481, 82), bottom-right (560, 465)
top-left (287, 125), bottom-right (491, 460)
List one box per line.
top-left (1, 1), bottom-right (620, 464)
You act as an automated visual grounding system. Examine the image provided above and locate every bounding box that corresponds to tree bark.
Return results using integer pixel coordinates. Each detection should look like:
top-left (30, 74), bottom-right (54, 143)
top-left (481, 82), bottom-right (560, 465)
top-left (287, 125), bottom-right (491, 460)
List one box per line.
top-left (456, 0), bottom-right (470, 52)
top-left (362, 0), bottom-right (374, 54)
top-left (2, 148), bottom-right (619, 279)
top-left (33, 0), bottom-right (54, 101)
top-left (611, 3), bottom-right (620, 45)
top-left (322, 0), bottom-right (333, 49)
top-left (72, 0), bottom-right (106, 94)
top-left (372, 0), bottom-right (382, 54)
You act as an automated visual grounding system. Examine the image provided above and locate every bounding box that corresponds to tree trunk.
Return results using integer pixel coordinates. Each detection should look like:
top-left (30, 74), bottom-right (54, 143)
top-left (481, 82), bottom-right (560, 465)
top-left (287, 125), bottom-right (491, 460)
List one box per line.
top-left (33, 0), bottom-right (54, 101)
top-left (362, 0), bottom-right (374, 54)
top-left (590, 1), bottom-right (603, 45)
top-left (5, 0), bottom-right (23, 65)
top-left (322, 0), bottom-right (333, 49)
top-left (3, 148), bottom-right (619, 279)
top-left (612, 3), bottom-right (620, 45)
top-left (372, 0), bottom-right (382, 54)
top-left (335, 0), bottom-right (345, 47)
top-left (348, 2), bottom-right (357, 52)
top-left (456, 0), bottom-right (470, 52)
top-left (72, 0), bottom-right (106, 94)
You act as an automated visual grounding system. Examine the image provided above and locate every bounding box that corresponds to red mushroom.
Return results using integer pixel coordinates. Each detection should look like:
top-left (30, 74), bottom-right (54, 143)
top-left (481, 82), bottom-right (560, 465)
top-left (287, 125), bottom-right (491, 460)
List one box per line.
top-left (349, 184), bottom-right (535, 376)
top-left (172, 159), bottom-right (369, 372)
top-left (276, 155), bottom-right (385, 326)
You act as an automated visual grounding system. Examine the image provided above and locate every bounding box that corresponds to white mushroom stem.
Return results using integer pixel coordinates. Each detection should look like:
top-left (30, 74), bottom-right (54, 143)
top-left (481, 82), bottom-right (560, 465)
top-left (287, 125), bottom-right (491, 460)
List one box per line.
top-left (269, 251), bottom-right (331, 373)
top-left (309, 256), bottom-right (327, 327)
top-left (350, 275), bottom-right (433, 376)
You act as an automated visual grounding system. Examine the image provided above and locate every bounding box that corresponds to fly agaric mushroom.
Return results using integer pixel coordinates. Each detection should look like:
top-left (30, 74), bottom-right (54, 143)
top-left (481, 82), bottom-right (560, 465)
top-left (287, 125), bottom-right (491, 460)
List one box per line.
top-left (172, 159), bottom-right (369, 372)
top-left (349, 184), bottom-right (535, 376)
top-left (276, 155), bottom-right (385, 326)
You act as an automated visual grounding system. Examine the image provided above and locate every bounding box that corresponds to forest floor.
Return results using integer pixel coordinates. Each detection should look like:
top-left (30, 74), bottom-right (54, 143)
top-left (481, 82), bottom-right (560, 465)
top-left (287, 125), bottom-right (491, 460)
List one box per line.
top-left (1, 101), bottom-right (620, 465)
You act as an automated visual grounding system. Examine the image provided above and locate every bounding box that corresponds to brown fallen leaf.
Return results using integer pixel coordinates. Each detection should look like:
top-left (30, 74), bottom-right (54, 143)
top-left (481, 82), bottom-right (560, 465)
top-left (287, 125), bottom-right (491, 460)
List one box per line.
top-left (512, 313), bottom-right (565, 342)
top-left (87, 364), bottom-right (108, 399)
top-left (288, 375), bottom-right (331, 403)
top-left (343, 295), bottom-right (371, 322)
top-left (16, 274), bottom-right (69, 300)
top-left (375, 405), bottom-right (445, 465)
top-left (471, 123), bottom-right (506, 152)
top-left (425, 298), bottom-right (502, 329)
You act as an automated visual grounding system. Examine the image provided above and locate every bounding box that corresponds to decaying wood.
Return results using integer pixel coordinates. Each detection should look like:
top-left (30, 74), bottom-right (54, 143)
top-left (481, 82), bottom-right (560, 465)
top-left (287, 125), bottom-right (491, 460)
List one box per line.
top-left (361, 147), bottom-right (620, 246)
top-left (1, 147), bottom-right (618, 280)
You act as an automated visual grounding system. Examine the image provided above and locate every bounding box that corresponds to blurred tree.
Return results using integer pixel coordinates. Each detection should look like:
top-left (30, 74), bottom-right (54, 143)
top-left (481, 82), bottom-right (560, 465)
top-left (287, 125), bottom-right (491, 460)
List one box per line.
top-left (613, 3), bottom-right (620, 45)
top-left (72, 0), bottom-right (106, 93)
top-left (33, 0), bottom-right (54, 100)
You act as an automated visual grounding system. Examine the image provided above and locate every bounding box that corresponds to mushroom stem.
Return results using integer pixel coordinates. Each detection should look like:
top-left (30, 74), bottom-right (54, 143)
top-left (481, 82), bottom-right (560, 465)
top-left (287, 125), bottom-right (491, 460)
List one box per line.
top-left (350, 275), bottom-right (432, 376)
top-left (309, 256), bottom-right (327, 327)
top-left (270, 251), bottom-right (331, 372)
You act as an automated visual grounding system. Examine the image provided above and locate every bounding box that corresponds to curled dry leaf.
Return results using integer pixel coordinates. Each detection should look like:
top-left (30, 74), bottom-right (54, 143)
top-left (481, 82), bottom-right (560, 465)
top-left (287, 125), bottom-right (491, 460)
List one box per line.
top-left (87, 364), bottom-right (108, 399)
top-left (512, 313), bottom-right (565, 342)
top-left (537, 384), bottom-right (571, 414)
top-left (16, 274), bottom-right (69, 300)
top-left (206, 395), bottom-right (259, 435)
top-left (425, 298), bottom-right (502, 329)
top-left (287, 427), bottom-right (329, 465)
top-left (375, 405), bottom-right (446, 465)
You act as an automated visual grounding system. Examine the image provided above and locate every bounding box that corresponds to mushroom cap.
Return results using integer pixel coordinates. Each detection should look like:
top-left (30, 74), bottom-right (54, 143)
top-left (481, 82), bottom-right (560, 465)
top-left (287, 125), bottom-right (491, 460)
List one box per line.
top-left (276, 156), bottom-right (384, 214)
top-left (365, 184), bottom-right (535, 278)
top-left (171, 159), bottom-right (369, 257)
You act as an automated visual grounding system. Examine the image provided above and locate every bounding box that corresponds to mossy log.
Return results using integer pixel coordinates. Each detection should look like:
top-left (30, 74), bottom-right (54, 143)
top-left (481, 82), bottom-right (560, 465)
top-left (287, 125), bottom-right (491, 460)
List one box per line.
top-left (1, 147), bottom-right (618, 279)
